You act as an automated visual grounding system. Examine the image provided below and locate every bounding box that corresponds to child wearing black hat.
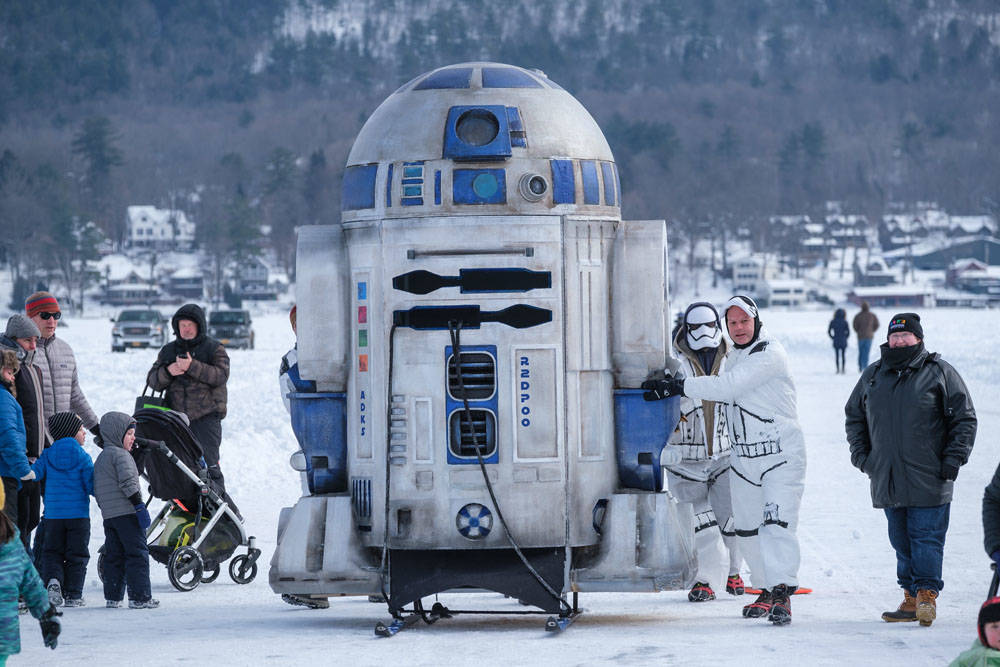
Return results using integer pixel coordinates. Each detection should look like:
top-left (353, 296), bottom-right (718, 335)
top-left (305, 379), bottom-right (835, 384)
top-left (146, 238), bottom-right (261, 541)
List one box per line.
top-left (31, 411), bottom-right (94, 607)
top-left (949, 597), bottom-right (1000, 666)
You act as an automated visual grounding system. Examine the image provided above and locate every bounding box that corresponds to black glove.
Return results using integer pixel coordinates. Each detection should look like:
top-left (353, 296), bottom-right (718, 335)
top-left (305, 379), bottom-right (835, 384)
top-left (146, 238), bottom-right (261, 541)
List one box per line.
top-left (941, 463), bottom-right (960, 482)
top-left (641, 377), bottom-right (685, 401)
top-left (90, 424), bottom-right (103, 448)
top-left (40, 605), bottom-right (61, 649)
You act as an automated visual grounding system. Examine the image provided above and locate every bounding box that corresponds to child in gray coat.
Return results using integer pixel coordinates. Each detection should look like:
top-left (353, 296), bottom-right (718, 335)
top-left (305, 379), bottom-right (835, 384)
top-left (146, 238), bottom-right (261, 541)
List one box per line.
top-left (93, 411), bottom-right (158, 609)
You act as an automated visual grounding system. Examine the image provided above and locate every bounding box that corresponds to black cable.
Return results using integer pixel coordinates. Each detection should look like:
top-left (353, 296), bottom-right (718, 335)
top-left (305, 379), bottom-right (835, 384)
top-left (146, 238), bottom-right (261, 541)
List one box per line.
top-left (447, 321), bottom-right (572, 616)
top-left (379, 324), bottom-right (402, 618)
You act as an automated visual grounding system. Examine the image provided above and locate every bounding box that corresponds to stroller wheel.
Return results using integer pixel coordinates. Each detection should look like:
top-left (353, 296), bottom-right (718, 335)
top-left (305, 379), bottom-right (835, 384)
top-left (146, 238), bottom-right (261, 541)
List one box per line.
top-left (201, 562), bottom-right (221, 584)
top-left (168, 546), bottom-right (204, 592)
top-left (97, 552), bottom-right (106, 584)
top-left (229, 554), bottom-right (257, 585)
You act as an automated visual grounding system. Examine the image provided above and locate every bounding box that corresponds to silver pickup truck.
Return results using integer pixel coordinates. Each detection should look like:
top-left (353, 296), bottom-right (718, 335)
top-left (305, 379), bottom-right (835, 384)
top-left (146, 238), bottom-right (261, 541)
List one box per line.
top-left (111, 309), bottom-right (168, 352)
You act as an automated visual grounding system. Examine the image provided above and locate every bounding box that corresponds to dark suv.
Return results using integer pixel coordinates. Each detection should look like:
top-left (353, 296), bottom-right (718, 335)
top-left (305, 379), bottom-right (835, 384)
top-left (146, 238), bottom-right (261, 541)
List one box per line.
top-left (209, 310), bottom-right (254, 349)
top-left (111, 309), bottom-right (168, 352)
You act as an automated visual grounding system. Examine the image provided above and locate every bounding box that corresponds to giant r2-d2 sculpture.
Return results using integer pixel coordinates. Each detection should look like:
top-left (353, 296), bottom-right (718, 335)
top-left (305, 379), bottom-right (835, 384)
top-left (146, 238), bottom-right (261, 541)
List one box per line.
top-left (271, 62), bottom-right (695, 626)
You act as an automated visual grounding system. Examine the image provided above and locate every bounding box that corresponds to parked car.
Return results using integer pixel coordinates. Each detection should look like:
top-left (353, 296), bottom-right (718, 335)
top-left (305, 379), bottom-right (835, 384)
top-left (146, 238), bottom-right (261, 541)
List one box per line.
top-left (111, 309), bottom-right (168, 352)
top-left (209, 309), bottom-right (254, 349)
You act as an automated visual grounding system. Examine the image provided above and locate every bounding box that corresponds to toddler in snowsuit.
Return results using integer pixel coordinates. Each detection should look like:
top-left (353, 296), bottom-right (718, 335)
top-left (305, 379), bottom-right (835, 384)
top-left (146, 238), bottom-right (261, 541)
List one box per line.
top-left (32, 412), bottom-right (94, 607)
top-left (0, 511), bottom-right (60, 663)
top-left (93, 411), bottom-right (158, 609)
top-left (949, 596), bottom-right (1000, 666)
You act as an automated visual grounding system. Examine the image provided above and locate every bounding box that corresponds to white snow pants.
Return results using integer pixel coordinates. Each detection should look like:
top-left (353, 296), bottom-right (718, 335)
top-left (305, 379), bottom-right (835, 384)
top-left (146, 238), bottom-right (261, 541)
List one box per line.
top-left (666, 457), bottom-right (742, 583)
top-left (727, 447), bottom-right (805, 590)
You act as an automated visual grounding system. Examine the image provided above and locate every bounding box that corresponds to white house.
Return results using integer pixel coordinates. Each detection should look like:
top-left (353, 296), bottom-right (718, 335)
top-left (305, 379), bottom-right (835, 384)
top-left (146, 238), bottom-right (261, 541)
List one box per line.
top-left (763, 278), bottom-right (807, 307)
top-left (127, 206), bottom-right (196, 250)
top-left (732, 255), bottom-right (780, 294)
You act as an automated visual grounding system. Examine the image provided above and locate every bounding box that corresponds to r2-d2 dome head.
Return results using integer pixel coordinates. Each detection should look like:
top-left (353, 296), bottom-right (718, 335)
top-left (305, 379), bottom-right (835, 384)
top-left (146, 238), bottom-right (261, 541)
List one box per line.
top-left (341, 62), bottom-right (621, 221)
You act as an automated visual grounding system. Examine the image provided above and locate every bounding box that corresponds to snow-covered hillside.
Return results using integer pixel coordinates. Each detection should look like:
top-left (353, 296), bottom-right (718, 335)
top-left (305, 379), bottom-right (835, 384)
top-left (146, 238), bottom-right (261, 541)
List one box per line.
top-left (17, 308), bottom-right (1000, 666)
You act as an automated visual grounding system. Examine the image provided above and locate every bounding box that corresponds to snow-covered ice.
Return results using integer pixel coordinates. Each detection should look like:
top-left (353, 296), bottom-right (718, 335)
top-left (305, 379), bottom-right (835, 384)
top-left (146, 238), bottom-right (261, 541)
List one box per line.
top-left (17, 307), bottom-right (1000, 665)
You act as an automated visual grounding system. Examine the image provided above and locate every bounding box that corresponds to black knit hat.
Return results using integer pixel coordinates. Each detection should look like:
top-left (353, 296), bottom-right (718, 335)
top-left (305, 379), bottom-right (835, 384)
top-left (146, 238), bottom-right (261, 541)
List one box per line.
top-left (48, 411), bottom-right (83, 441)
top-left (979, 597), bottom-right (1000, 646)
top-left (887, 312), bottom-right (923, 340)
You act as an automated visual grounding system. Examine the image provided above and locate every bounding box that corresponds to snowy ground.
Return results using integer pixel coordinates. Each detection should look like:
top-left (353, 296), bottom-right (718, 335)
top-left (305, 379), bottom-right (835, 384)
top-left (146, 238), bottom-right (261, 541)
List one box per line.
top-left (17, 306), bottom-right (999, 666)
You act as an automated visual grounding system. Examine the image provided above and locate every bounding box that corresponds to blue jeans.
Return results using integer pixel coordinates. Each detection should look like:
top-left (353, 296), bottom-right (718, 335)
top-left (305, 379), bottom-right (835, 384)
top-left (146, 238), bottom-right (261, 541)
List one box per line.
top-left (884, 504), bottom-right (950, 594)
top-left (857, 338), bottom-right (873, 371)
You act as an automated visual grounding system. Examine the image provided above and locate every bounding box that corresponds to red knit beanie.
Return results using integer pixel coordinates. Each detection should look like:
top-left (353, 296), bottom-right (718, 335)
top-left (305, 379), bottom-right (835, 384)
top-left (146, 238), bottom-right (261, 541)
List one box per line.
top-left (25, 291), bottom-right (60, 318)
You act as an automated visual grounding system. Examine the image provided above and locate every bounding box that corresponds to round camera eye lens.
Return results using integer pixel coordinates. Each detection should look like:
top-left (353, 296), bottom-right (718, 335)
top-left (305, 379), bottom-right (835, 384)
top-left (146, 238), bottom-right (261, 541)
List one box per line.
top-left (529, 176), bottom-right (546, 195)
top-left (456, 110), bottom-right (500, 146)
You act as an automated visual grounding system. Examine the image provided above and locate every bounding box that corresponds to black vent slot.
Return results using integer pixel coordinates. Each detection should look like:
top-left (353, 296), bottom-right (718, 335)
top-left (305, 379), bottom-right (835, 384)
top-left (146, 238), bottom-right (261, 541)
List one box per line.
top-left (448, 410), bottom-right (497, 458)
top-left (447, 352), bottom-right (496, 400)
top-left (352, 478), bottom-right (372, 520)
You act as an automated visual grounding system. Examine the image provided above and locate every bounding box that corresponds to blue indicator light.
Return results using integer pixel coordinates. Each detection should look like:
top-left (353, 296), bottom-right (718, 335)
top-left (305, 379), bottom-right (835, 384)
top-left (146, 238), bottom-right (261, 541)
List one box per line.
top-left (581, 161), bottom-right (599, 205)
top-left (473, 173), bottom-right (498, 198)
top-left (453, 169), bottom-right (506, 204)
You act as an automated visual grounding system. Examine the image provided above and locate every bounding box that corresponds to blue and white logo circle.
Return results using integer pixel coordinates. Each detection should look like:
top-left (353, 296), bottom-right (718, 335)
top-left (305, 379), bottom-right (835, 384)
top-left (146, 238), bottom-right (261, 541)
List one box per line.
top-left (456, 503), bottom-right (493, 540)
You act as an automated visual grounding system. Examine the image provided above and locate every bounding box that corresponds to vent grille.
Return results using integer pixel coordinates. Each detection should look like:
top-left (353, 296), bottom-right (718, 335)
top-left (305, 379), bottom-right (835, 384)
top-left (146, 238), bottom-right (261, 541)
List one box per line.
top-left (448, 409), bottom-right (497, 458)
top-left (447, 352), bottom-right (496, 400)
top-left (352, 478), bottom-right (372, 520)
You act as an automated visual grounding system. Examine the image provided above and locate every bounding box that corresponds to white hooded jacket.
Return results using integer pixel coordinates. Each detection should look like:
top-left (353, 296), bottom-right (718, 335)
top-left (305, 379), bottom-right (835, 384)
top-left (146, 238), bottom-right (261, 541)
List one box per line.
top-left (682, 327), bottom-right (805, 467)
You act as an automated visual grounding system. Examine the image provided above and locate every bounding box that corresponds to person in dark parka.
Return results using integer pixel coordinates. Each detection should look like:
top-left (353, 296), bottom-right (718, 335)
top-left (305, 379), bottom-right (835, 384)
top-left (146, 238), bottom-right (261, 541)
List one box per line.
top-left (146, 304), bottom-right (229, 487)
top-left (828, 308), bottom-right (850, 374)
top-left (845, 312), bottom-right (977, 627)
top-left (982, 465), bottom-right (1000, 570)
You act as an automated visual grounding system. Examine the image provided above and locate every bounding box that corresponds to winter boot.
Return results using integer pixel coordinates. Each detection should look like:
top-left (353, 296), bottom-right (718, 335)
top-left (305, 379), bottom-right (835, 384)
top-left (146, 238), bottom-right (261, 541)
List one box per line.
top-left (281, 593), bottom-right (330, 610)
top-left (881, 590), bottom-right (917, 623)
top-left (742, 589), bottom-right (772, 618)
top-left (63, 598), bottom-right (86, 608)
top-left (46, 579), bottom-right (63, 607)
top-left (688, 582), bottom-right (716, 602)
top-left (768, 584), bottom-right (793, 625)
top-left (916, 589), bottom-right (938, 627)
top-left (726, 574), bottom-right (746, 596)
top-left (128, 598), bottom-right (160, 610)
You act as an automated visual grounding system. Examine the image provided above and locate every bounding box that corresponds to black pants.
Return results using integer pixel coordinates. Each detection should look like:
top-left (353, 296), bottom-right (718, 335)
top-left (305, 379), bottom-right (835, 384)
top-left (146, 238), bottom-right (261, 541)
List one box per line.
top-left (1, 477), bottom-right (18, 525)
top-left (102, 514), bottom-right (151, 603)
top-left (189, 414), bottom-right (224, 488)
top-left (17, 479), bottom-right (41, 552)
top-left (834, 346), bottom-right (846, 372)
top-left (41, 517), bottom-right (90, 599)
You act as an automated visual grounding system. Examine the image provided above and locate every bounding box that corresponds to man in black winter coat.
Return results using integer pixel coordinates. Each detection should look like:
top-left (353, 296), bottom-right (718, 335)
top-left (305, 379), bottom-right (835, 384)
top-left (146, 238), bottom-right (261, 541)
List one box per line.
top-left (845, 313), bottom-right (976, 628)
top-left (983, 466), bottom-right (1000, 572)
top-left (146, 304), bottom-right (230, 487)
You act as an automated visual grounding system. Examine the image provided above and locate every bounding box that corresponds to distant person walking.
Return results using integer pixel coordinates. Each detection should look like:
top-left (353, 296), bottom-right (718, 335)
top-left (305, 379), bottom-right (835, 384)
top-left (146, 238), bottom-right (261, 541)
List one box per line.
top-left (852, 301), bottom-right (879, 372)
top-left (845, 313), bottom-right (976, 627)
top-left (828, 308), bottom-right (850, 374)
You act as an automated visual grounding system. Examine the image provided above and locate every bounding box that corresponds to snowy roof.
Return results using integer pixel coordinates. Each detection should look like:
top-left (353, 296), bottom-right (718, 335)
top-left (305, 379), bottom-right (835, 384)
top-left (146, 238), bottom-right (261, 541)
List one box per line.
top-left (169, 266), bottom-right (203, 279)
top-left (950, 215), bottom-right (997, 234)
top-left (769, 215), bottom-right (811, 226)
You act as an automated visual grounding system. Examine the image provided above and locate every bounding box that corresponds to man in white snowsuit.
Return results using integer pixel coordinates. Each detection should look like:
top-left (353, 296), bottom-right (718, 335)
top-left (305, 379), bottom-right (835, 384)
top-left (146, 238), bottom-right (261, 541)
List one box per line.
top-left (664, 302), bottom-right (743, 602)
top-left (643, 295), bottom-right (805, 625)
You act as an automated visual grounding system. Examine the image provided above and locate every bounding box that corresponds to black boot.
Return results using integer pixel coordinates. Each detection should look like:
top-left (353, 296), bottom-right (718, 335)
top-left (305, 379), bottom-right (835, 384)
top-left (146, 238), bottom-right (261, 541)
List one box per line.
top-left (768, 584), bottom-right (793, 625)
top-left (742, 589), bottom-right (772, 618)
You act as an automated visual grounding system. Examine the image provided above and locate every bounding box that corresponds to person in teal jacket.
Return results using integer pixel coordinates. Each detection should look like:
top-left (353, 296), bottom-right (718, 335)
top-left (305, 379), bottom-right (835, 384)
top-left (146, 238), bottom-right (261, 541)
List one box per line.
top-left (0, 510), bottom-right (60, 663)
top-left (950, 596), bottom-right (1000, 666)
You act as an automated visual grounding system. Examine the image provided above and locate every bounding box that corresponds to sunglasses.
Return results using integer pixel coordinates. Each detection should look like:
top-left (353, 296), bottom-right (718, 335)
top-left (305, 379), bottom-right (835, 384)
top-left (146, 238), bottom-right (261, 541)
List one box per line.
top-left (39, 311), bottom-right (61, 320)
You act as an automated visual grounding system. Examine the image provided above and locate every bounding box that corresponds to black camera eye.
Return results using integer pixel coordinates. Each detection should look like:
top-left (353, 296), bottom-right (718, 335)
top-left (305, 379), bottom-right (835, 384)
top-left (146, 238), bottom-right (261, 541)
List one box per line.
top-left (528, 176), bottom-right (546, 195)
top-left (456, 109), bottom-right (500, 146)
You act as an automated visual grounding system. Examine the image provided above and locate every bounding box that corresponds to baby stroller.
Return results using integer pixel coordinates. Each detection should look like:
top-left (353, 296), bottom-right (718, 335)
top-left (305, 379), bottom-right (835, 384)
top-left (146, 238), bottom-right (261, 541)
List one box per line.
top-left (98, 408), bottom-right (261, 592)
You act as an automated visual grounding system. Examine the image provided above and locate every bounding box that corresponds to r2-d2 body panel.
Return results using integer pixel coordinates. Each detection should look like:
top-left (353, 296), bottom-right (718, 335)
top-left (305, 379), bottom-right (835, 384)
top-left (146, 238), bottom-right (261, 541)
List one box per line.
top-left (271, 63), bottom-right (694, 610)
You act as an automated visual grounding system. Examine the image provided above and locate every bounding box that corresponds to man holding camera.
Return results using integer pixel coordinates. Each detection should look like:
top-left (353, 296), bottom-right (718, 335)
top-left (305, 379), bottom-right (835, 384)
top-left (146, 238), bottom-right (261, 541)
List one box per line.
top-left (146, 304), bottom-right (230, 487)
